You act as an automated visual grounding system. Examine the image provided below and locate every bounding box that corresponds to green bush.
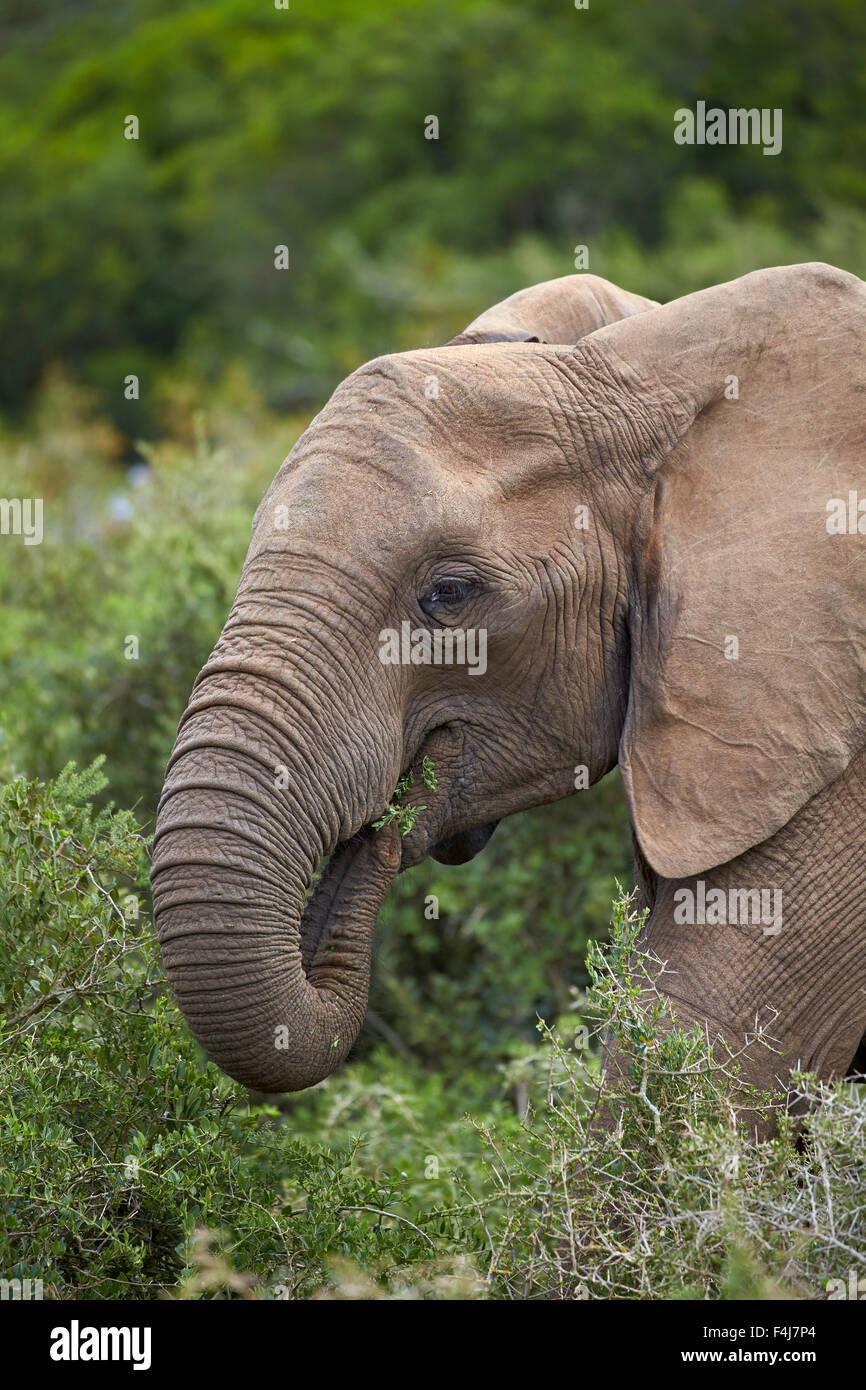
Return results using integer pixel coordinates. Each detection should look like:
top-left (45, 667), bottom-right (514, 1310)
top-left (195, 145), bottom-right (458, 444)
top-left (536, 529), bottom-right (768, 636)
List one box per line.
top-left (0, 375), bottom-right (297, 818)
top-left (1, 767), bottom-right (862, 1299)
top-left (476, 895), bottom-right (866, 1301)
top-left (0, 762), bottom-right (499, 1298)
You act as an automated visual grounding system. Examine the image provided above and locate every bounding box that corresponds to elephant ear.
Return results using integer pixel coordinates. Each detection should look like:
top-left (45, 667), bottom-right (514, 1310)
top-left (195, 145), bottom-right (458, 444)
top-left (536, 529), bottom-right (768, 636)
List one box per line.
top-left (583, 262), bottom-right (866, 879)
top-left (447, 274), bottom-right (658, 345)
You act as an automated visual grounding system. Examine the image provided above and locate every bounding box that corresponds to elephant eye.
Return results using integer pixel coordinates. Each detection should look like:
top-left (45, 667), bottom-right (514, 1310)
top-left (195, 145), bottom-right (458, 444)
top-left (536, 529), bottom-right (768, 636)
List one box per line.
top-left (419, 576), bottom-right (476, 618)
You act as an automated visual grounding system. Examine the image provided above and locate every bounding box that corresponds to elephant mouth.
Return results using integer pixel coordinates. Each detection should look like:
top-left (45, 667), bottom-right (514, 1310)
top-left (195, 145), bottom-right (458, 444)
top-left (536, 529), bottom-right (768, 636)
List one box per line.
top-left (388, 724), bottom-right (498, 870)
top-left (299, 729), bottom-right (498, 970)
top-left (430, 821), bottom-right (499, 864)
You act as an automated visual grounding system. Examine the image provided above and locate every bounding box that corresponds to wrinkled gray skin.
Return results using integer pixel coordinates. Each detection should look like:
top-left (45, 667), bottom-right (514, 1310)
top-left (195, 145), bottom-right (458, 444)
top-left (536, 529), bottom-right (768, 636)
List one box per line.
top-left (152, 266), bottom-right (866, 1113)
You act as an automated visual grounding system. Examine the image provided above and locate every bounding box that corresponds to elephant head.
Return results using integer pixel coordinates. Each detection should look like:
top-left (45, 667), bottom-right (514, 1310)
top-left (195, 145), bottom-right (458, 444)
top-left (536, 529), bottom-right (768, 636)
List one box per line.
top-left (152, 263), bottom-right (866, 1093)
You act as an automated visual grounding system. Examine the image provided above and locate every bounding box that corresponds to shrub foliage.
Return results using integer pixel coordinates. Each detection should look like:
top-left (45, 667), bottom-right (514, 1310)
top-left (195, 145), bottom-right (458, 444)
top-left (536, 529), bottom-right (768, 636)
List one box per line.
top-left (0, 770), bottom-right (861, 1299)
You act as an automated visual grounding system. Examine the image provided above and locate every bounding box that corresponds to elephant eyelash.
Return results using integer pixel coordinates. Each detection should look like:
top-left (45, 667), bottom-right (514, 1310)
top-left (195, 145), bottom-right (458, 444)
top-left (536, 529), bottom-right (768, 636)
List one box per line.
top-left (419, 576), bottom-right (479, 616)
top-left (432, 579), bottom-right (470, 604)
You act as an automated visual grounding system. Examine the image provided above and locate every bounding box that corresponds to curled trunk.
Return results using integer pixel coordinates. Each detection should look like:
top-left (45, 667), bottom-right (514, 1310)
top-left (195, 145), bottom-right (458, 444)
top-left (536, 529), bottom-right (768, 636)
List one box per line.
top-left (151, 662), bottom-right (402, 1092)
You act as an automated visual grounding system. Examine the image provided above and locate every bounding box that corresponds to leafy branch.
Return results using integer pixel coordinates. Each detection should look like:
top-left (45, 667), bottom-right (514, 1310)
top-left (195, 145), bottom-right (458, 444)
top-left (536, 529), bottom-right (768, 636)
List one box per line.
top-left (373, 757), bottom-right (437, 837)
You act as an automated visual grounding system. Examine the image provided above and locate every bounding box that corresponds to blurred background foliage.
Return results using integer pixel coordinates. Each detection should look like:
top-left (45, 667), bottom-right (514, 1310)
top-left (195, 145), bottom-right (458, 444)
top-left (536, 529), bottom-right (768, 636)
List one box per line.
top-left (2, 0), bottom-right (866, 428)
top-left (1, 0), bottom-right (865, 1295)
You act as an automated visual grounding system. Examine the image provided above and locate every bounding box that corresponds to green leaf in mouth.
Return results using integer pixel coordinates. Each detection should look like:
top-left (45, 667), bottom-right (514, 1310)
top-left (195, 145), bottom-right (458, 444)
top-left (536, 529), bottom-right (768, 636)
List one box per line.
top-left (373, 758), bottom-right (436, 836)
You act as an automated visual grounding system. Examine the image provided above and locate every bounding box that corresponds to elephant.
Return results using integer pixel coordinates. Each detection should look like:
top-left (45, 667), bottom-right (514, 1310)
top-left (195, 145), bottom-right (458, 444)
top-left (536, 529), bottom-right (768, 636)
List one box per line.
top-left (152, 263), bottom-right (866, 1106)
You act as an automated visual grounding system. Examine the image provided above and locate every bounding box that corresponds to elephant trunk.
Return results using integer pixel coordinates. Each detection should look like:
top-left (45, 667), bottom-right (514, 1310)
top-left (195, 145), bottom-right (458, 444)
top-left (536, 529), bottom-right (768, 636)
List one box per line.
top-left (151, 653), bottom-right (402, 1092)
